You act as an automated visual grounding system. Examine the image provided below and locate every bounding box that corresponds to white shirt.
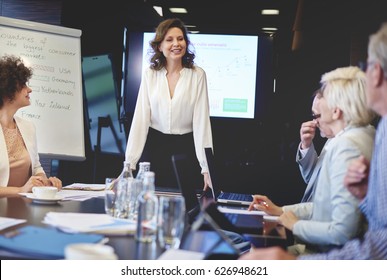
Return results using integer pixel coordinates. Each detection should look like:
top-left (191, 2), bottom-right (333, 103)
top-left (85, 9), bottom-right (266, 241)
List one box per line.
top-left (125, 66), bottom-right (213, 173)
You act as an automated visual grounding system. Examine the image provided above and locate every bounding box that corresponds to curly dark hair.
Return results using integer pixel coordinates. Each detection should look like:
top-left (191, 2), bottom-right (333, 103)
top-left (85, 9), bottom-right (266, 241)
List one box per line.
top-left (149, 18), bottom-right (195, 70)
top-left (0, 55), bottom-right (33, 108)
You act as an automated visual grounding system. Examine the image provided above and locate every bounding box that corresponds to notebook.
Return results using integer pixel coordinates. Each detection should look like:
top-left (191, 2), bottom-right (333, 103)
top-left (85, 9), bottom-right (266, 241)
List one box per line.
top-left (205, 147), bottom-right (253, 206)
top-left (172, 153), bottom-right (263, 235)
top-left (183, 227), bottom-right (241, 259)
top-left (0, 225), bottom-right (104, 259)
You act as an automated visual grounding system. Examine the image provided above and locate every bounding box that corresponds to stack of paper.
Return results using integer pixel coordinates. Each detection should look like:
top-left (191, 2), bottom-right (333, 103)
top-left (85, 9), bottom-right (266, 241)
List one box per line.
top-left (59, 183), bottom-right (106, 201)
top-left (43, 212), bottom-right (136, 235)
top-left (63, 183), bottom-right (105, 191)
top-left (19, 189), bottom-right (105, 202)
top-left (60, 189), bottom-right (105, 201)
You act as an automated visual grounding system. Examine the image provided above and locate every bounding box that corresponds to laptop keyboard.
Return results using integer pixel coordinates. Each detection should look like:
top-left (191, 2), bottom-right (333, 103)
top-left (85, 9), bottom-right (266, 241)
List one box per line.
top-left (221, 193), bottom-right (252, 202)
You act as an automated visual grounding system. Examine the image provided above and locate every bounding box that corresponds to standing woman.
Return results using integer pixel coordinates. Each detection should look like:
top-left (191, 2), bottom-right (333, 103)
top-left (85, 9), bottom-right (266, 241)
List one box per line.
top-left (0, 55), bottom-right (62, 195)
top-left (125, 18), bottom-right (213, 189)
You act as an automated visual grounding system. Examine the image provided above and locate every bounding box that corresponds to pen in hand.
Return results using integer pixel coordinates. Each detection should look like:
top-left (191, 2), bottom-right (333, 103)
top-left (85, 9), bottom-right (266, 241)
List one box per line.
top-left (253, 201), bottom-right (269, 209)
top-left (258, 200), bottom-right (269, 208)
top-left (249, 195), bottom-right (269, 210)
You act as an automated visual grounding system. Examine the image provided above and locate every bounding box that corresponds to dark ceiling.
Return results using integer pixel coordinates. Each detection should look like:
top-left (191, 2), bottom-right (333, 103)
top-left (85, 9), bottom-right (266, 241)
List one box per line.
top-left (60, 0), bottom-right (387, 57)
top-left (145, 0), bottom-right (387, 36)
top-left (146, 0), bottom-right (294, 35)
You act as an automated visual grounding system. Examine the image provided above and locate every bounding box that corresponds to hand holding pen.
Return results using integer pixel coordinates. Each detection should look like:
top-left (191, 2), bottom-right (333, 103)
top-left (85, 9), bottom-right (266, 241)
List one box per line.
top-left (248, 194), bottom-right (284, 216)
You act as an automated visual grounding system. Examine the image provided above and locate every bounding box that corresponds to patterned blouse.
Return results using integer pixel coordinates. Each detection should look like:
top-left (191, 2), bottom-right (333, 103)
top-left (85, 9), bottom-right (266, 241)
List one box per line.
top-left (2, 125), bottom-right (31, 187)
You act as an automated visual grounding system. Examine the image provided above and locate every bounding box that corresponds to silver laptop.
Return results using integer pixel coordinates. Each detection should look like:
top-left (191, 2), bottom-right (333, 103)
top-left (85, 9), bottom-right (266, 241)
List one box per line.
top-left (205, 147), bottom-right (253, 206)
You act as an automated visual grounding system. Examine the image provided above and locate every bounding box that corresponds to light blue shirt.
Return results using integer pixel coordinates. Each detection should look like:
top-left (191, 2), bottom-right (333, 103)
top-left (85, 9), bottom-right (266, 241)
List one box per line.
top-left (300, 117), bottom-right (387, 259)
top-left (297, 139), bottom-right (331, 202)
top-left (285, 125), bottom-right (375, 251)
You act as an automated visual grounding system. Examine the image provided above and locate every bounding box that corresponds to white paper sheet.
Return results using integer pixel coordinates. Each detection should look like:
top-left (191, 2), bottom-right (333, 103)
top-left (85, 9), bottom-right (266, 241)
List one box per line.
top-left (63, 183), bottom-right (105, 191)
top-left (0, 217), bottom-right (26, 231)
top-left (43, 212), bottom-right (136, 235)
top-left (217, 206), bottom-right (266, 216)
top-left (158, 249), bottom-right (205, 260)
top-left (19, 189), bottom-right (105, 201)
top-left (60, 189), bottom-right (105, 201)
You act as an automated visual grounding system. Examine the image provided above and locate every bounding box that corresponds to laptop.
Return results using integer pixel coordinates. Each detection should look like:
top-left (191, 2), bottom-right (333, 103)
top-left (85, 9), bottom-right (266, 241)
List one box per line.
top-left (172, 153), bottom-right (263, 235)
top-left (205, 147), bottom-right (253, 206)
top-left (179, 227), bottom-right (241, 259)
top-left (202, 201), bottom-right (264, 235)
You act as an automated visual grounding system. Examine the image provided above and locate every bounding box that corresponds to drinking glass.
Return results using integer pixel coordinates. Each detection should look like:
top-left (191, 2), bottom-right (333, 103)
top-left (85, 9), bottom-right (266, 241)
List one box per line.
top-left (114, 177), bottom-right (132, 219)
top-left (157, 195), bottom-right (186, 249)
top-left (127, 178), bottom-right (143, 221)
top-left (104, 178), bottom-right (116, 217)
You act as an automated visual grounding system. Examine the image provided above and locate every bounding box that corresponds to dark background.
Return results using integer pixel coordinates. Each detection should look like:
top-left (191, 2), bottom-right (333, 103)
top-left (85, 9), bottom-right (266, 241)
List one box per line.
top-left (1, 0), bottom-right (386, 206)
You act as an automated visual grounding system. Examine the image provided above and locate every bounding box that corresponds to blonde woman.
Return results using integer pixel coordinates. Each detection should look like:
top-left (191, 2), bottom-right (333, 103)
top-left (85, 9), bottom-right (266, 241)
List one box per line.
top-left (252, 66), bottom-right (376, 254)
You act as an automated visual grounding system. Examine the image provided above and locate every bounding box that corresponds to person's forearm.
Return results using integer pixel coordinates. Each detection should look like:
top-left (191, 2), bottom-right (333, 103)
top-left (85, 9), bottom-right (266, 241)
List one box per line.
top-left (0, 186), bottom-right (23, 195)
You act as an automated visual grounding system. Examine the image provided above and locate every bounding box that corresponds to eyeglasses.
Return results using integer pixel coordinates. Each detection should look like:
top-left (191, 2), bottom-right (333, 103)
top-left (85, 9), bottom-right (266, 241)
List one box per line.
top-left (311, 113), bottom-right (321, 120)
top-left (358, 61), bottom-right (376, 72)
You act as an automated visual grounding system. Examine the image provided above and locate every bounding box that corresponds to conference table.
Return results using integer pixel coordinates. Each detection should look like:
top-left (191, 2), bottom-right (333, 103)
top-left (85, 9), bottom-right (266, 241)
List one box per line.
top-left (0, 192), bottom-right (288, 260)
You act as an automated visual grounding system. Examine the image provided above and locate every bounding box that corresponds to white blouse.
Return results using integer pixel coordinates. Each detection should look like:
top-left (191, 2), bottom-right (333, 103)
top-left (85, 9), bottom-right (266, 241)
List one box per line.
top-left (125, 66), bottom-right (213, 173)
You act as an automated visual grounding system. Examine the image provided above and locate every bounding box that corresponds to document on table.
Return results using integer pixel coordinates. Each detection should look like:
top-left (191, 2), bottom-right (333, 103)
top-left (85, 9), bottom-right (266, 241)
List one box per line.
top-left (19, 189), bottom-right (104, 201)
top-left (158, 249), bottom-right (205, 260)
top-left (60, 183), bottom-right (105, 201)
top-left (60, 189), bottom-right (105, 201)
top-left (43, 212), bottom-right (136, 235)
top-left (0, 217), bottom-right (26, 231)
top-left (63, 183), bottom-right (105, 191)
top-left (217, 206), bottom-right (266, 216)
top-left (217, 206), bottom-right (279, 221)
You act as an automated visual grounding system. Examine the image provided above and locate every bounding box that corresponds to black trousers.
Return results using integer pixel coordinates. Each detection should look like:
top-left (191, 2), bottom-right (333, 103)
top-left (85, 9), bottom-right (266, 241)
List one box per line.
top-left (140, 127), bottom-right (202, 189)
